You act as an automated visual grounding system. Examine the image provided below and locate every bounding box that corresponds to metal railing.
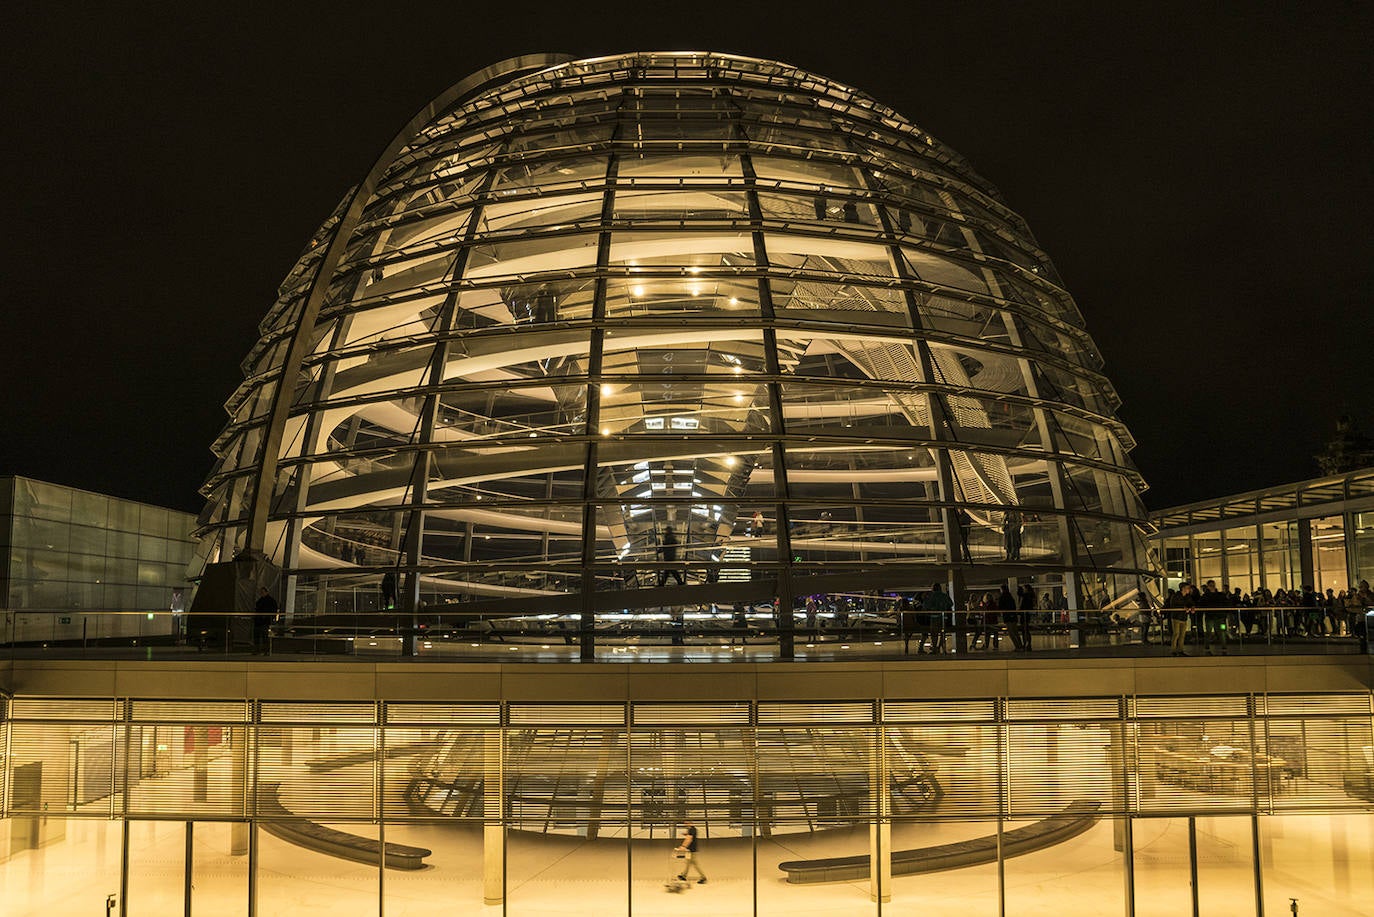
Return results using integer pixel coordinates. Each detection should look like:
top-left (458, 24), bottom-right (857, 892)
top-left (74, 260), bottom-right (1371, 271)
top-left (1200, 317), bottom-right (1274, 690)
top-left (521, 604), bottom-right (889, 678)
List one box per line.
top-left (2, 605), bottom-right (1369, 662)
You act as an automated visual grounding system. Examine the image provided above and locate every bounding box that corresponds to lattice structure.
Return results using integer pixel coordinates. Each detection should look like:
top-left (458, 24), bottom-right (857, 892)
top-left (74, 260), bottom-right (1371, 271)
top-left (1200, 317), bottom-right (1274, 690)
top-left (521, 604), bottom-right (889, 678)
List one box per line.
top-left (196, 52), bottom-right (1155, 621)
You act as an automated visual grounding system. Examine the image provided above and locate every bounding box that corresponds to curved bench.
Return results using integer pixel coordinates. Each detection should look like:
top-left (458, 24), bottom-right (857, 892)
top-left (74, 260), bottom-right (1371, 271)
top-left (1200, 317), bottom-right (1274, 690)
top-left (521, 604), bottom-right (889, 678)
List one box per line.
top-left (258, 783), bottom-right (431, 870)
top-left (780, 799), bottom-right (1101, 884)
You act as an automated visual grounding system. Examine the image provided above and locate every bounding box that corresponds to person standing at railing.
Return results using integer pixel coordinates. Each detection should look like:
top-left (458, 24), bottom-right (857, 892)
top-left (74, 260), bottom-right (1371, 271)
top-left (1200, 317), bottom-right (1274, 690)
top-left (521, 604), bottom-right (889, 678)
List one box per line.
top-left (1014, 583), bottom-right (1036, 651)
top-left (1299, 584), bottom-right (1321, 636)
top-left (253, 587), bottom-right (279, 655)
top-left (1166, 583), bottom-right (1193, 656)
top-left (1355, 580), bottom-right (1373, 653)
top-left (919, 582), bottom-right (953, 654)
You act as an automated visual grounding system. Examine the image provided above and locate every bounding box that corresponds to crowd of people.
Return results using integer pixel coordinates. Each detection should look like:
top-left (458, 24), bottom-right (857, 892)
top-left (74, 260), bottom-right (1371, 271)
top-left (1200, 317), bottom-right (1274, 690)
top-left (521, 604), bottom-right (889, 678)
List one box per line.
top-left (893, 577), bottom-right (1373, 657)
top-left (1157, 579), bottom-right (1373, 655)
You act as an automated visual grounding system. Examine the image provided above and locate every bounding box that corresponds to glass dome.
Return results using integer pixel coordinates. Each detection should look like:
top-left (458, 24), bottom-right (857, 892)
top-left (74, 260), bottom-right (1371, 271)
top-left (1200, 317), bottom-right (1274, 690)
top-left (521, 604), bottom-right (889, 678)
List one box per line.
top-left (197, 52), bottom-right (1156, 635)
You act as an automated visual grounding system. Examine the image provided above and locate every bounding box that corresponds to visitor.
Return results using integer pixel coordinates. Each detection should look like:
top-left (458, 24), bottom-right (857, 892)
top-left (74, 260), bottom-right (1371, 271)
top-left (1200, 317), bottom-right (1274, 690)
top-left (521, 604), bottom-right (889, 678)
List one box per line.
top-left (1166, 583), bottom-right (1193, 656)
top-left (953, 507), bottom-right (973, 563)
top-left (920, 582), bottom-right (953, 654)
top-left (675, 818), bottom-right (707, 885)
top-left (253, 587), bottom-right (279, 655)
top-left (657, 526), bottom-right (685, 587)
top-left (1002, 510), bottom-right (1023, 561)
top-left (1013, 583), bottom-right (1035, 651)
top-left (1200, 580), bottom-right (1228, 655)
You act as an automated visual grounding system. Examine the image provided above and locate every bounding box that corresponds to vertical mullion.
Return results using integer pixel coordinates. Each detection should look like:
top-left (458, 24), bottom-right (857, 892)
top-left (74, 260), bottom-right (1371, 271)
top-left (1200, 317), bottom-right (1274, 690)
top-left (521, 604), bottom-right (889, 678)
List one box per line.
top-left (738, 145), bottom-right (794, 659)
top-left (184, 821), bottom-right (194, 917)
top-left (377, 701), bottom-right (385, 917)
top-left (397, 160), bottom-right (506, 640)
top-left (580, 90), bottom-right (627, 661)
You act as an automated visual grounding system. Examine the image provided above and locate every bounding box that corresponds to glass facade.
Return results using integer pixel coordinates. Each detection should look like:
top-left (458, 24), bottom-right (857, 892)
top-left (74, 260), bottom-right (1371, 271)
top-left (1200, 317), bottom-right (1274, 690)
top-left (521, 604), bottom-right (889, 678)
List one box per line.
top-left (1, 692), bottom-right (1370, 915)
top-left (196, 52), bottom-right (1154, 630)
top-left (1, 477), bottom-right (198, 643)
top-left (1152, 467), bottom-right (1374, 597)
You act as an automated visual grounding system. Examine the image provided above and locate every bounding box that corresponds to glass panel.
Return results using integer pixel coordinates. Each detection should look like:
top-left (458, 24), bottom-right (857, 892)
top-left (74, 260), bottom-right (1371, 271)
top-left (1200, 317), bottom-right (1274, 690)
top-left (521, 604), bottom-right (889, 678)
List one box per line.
top-left (0, 817), bottom-right (123, 915)
top-left (1137, 719), bottom-right (1256, 811)
top-left (255, 822), bottom-right (379, 915)
top-left (191, 822), bottom-right (250, 917)
top-left (381, 821), bottom-right (485, 916)
top-left (1263, 717), bottom-right (1374, 809)
top-left (1131, 817), bottom-right (1194, 917)
top-left (1311, 516), bottom-right (1348, 594)
top-left (756, 820), bottom-right (878, 916)
top-left (1259, 813), bottom-right (1374, 916)
top-left (1196, 815), bottom-right (1258, 916)
top-left (126, 820), bottom-right (186, 913)
top-left (1002, 815), bottom-right (1128, 916)
top-left (505, 823), bottom-right (627, 916)
top-left (880, 818), bottom-right (1001, 916)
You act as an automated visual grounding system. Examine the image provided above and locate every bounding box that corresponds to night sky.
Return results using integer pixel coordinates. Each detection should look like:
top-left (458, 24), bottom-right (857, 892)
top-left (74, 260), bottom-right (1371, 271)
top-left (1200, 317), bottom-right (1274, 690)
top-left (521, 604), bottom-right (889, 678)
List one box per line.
top-left (3, 4), bottom-right (1370, 515)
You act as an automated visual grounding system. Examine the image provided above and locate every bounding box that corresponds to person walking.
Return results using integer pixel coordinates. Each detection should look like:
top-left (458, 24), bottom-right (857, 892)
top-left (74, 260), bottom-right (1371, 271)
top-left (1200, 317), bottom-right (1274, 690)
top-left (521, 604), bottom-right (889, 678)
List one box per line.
top-left (675, 818), bottom-right (707, 885)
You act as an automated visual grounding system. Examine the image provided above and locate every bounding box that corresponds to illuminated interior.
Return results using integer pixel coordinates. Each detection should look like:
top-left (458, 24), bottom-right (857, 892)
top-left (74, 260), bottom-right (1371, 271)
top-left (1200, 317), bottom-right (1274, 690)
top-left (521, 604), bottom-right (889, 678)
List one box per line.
top-left (196, 51), bottom-right (1155, 630)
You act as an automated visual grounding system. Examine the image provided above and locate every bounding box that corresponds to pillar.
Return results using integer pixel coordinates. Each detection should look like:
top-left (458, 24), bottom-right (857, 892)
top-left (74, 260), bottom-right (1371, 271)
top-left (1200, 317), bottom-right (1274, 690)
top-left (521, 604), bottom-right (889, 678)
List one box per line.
top-left (483, 729), bottom-right (504, 906)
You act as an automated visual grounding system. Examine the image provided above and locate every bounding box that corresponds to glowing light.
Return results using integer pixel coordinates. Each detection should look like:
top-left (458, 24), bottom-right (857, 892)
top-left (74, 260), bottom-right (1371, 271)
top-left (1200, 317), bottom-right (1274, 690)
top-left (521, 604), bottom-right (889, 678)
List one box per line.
top-left (732, 366), bottom-right (743, 374)
top-left (725, 455), bottom-right (738, 467)
top-left (601, 427), bottom-right (611, 435)
top-left (631, 285), bottom-right (645, 297)
top-left (601, 384), bottom-right (614, 396)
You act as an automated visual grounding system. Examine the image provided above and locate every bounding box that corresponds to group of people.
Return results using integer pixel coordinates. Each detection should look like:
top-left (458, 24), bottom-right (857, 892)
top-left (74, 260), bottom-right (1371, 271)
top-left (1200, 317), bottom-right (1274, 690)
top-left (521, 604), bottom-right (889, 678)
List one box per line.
top-left (900, 581), bottom-right (1041, 654)
top-left (1160, 579), bottom-right (1372, 655)
top-left (952, 508), bottom-right (1033, 563)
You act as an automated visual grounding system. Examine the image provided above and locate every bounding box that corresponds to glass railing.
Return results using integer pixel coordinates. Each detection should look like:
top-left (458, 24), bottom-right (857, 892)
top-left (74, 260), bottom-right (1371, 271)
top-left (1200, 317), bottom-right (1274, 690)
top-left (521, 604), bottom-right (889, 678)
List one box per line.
top-left (3, 606), bottom-right (1369, 663)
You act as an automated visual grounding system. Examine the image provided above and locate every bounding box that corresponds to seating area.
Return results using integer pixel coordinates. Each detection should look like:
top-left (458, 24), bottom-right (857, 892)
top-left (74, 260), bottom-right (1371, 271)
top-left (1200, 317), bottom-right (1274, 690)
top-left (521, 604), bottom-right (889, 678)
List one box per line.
top-left (1144, 735), bottom-right (1288, 796)
top-left (778, 799), bottom-right (1102, 883)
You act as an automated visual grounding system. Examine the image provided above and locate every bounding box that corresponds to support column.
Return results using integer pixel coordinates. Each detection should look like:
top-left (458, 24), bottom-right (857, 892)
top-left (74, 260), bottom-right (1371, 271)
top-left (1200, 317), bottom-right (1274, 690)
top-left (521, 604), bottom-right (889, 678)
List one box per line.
top-left (869, 723), bottom-right (891, 904)
top-left (1297, 518), bottom-right (1315, 590)
top-left (869, 821), bottom-right (892, 903)
top-left (483, 729), bottom-right (504, 906)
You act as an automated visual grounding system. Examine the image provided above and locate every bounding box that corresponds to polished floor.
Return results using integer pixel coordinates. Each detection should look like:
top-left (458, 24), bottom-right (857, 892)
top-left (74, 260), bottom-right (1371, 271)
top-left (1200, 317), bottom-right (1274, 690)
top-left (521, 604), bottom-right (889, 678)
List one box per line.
top-left (5, 807), bottom-right (1370, 915)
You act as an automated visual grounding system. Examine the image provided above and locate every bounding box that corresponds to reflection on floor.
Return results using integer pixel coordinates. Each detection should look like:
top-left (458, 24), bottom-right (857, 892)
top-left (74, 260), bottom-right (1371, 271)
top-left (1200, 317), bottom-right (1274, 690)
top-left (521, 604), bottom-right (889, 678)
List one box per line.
top-left (4, 814), bottom-right (1371, 915)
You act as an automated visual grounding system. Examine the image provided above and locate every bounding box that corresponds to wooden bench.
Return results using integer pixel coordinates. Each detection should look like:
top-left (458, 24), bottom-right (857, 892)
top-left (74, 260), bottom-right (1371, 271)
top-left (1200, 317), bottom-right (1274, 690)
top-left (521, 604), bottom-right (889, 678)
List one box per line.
top-left (779, 799), bottom-right (1101, 883)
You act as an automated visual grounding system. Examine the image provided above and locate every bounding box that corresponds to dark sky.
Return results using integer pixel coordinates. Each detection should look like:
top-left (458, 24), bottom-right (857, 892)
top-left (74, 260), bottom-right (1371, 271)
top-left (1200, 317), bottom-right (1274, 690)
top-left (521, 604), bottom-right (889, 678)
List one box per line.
top-left (2, 3), bottom-right (1370, 514)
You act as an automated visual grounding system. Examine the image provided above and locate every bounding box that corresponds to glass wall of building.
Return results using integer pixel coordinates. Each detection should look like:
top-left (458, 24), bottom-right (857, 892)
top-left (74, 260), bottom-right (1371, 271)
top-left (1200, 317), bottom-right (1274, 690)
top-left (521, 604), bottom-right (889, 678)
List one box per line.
top-left (2, 692), bottom-right (1370, 915)
top-left (1, 477), bottom-right (198, 644)
top-left (1152, 467), bottom-right (1374, 605)
top-left (1311, 516), bottom-right (1348, 593)
top-left (196, 51), bottom-right (1157, 640)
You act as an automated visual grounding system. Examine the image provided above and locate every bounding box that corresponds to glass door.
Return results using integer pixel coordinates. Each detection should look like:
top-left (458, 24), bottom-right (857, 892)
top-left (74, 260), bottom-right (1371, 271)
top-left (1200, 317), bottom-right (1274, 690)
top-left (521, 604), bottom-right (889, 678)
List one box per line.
top-left (123, 820), bottom-right (249, 915)
top-left (1132, 815), bottom-right (1259, 917)
top-left (189, 821), bottom-right (250, 916)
